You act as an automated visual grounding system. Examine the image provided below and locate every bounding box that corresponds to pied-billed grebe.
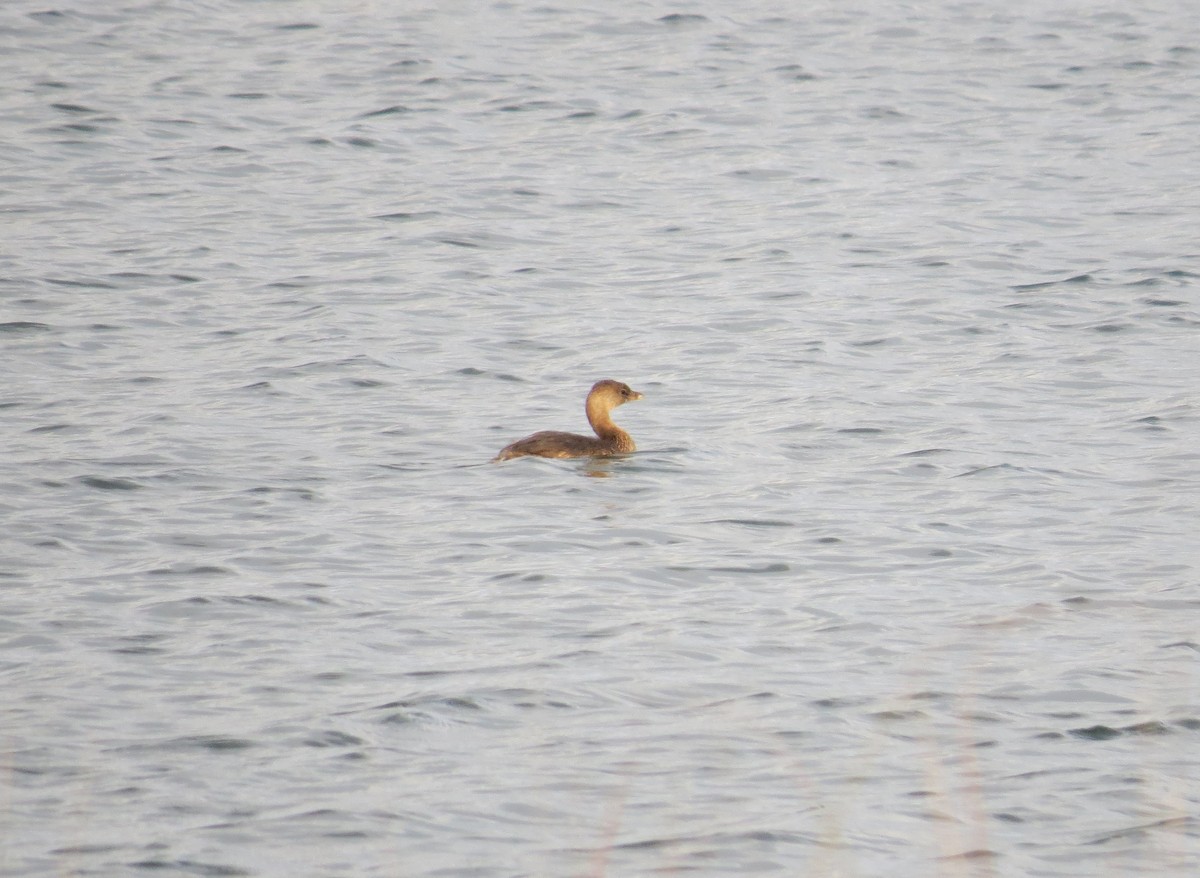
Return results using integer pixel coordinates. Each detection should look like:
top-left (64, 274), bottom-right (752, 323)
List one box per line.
top-left (493, 379), bottom-right (644, 461)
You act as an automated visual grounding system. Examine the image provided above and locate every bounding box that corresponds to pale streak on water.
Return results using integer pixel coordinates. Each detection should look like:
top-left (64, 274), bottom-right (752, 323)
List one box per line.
top-left (2, 1), bottom-right (1198, 876)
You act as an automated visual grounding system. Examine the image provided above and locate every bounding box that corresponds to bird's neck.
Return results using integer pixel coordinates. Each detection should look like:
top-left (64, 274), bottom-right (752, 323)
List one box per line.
top-left (587, 398), bottom-right (621, 439)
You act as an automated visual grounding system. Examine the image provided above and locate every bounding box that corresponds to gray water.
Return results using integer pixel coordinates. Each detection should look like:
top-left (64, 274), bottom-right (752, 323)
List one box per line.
top-left (2, 1), bottom-right (1198, 876)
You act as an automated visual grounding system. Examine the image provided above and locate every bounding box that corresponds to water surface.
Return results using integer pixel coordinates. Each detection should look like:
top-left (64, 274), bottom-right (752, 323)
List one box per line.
top-left (2, 1), bottom-right (1198, 876)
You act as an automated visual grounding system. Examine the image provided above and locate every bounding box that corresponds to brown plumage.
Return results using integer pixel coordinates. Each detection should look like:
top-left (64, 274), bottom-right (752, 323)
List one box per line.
top-left (493, 379), bottom-right (644, 461)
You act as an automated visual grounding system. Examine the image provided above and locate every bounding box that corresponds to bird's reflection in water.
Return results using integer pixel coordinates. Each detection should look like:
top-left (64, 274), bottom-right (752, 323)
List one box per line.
top-left (580, 448), bottom-right (679, 478)
top-left (580, 458), bottom-right (616, 479)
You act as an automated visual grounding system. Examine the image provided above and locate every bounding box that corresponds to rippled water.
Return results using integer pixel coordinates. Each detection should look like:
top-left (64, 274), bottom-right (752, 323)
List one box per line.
top-left (3, 1), bottom-right (1198, 876)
